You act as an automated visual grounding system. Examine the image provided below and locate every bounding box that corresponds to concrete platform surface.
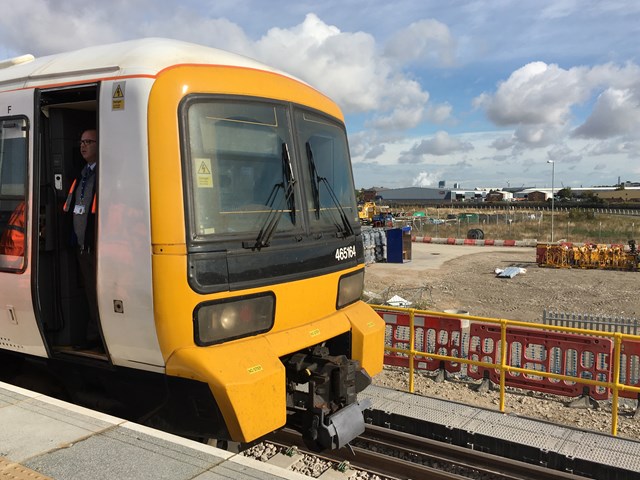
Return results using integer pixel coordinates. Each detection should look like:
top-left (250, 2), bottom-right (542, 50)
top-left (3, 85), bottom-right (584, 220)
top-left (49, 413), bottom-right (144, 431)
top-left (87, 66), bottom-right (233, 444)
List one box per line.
top-left (0, 381), bottom-right (308, 480)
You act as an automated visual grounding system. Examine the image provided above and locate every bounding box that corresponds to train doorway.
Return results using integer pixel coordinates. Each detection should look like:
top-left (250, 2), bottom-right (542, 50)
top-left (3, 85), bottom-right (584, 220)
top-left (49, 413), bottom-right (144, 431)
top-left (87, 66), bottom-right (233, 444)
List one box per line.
top-left (35, 84), bottom-right (107, 359)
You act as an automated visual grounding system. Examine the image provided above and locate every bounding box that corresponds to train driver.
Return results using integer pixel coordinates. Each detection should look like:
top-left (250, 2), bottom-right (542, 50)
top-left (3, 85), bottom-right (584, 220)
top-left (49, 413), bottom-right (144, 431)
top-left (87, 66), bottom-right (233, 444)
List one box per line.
top-left (63, 129), bottom-right (101, 350)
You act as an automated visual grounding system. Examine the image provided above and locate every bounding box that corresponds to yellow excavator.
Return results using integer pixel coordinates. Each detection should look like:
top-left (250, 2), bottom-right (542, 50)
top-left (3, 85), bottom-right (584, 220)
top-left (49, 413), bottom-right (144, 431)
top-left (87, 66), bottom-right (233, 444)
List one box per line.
top-left (358, 202), bottom-right (391, 225)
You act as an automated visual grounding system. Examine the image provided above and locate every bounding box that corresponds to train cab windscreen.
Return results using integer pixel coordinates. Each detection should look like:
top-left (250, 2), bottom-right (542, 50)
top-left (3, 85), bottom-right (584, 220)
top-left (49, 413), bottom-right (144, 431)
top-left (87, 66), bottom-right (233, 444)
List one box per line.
top-left (184, 98), bottom-right (358, 243)
top-left (293, 109), bottom-right (358, 236)
top-left (185, 100), bottom-right (298, 240)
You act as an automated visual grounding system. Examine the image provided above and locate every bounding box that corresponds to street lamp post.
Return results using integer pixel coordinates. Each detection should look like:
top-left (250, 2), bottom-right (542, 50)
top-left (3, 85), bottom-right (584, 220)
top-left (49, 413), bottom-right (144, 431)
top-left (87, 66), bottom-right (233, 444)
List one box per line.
top-left (547, 160), bottom-right (555, 243)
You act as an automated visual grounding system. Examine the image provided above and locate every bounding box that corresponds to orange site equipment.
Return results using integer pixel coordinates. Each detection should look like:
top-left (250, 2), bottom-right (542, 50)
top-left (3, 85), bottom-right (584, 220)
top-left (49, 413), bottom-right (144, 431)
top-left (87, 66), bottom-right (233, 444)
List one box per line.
top-left (536, 242), bottom-right (640, 271)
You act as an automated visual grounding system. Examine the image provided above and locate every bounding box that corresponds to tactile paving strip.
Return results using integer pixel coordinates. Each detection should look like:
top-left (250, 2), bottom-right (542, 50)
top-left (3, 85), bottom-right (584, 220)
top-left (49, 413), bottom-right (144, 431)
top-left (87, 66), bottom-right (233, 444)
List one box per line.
top-left (0, 457), bottom-right (53, 480)
top-left (360, 385), bottom-right (640, 474)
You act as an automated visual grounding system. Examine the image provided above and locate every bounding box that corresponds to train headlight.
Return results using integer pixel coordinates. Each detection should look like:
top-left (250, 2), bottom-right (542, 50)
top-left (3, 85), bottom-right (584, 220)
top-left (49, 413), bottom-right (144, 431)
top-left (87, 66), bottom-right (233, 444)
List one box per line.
top-left (337, 269), bottom-right (364, 309)
top-left (194, 292), bottom-right (275, 345)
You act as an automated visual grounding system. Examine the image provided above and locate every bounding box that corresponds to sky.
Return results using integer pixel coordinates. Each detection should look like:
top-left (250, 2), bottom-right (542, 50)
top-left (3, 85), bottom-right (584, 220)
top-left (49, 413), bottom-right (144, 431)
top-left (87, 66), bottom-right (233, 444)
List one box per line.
top-left (1, 1), bottom-right (639, 190)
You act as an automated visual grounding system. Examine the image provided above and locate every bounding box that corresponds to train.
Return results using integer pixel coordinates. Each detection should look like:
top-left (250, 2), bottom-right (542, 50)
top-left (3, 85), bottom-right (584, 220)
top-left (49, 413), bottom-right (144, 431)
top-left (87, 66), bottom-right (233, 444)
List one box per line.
top-left (0, 38), bottom-right (384, 450)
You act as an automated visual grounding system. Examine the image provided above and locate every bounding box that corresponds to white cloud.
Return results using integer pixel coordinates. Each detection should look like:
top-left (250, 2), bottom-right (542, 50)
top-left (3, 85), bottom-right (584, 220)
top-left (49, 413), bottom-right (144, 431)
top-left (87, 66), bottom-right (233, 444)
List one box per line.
top-left (413, 131), bottom-right (474, 156)
top-left (364, 144), bottom-right (386, 160)
top-left (588, 140), bottom-right (626, 156)
top-left (491, 136), bottom-right (516, 150)
top-left (539, 0), bottom-right (579, 20)
top-left (547, 144), bottom-right (582, 164)
top-left (367, 77), bottom-right (430, 129)
top-left (250, 14), bottom-right (455, 165)
top-left (584, 62), bottom-right (640, 91)
top-left (351, 129), bottom-right (636, 189)
top-left (252, 13), bottom-right (440, 127)
top-left (254, 14), bottom-right (384, 113)
top-left (425, 102), bottom-right (453, 123)
top-left (412, 171), bottom-right (440, 187)
top-left (251, 13), bottom-right (441, 152)
top-left (587, 139), bottom-right (640, 156)
top-left (0, 1), bottom-right (254, 59)
top-left (383, 19), bottom-right (456, 67)
top-left (475, 61), bottom-right (640, 154)
top-left (573, 88), bottom-right (640, 139)
top-left (474, 61), bottom-right (590, 127)
top-left (398, 131), bottom-right (474, 163)
top-left (513, 124), bottom-right (565, 148)
top-left (0, 0), bottom-right (122, 55)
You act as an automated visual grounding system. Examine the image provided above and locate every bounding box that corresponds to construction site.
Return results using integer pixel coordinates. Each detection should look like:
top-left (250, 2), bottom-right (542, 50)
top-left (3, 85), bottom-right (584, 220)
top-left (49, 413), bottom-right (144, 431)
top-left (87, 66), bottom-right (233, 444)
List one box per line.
top-left (363, 240), bottom-right (637, 324)
top-left (363, 235), bottom-right (640, 440)
top-left (354, 204), bottom-right (640, 475)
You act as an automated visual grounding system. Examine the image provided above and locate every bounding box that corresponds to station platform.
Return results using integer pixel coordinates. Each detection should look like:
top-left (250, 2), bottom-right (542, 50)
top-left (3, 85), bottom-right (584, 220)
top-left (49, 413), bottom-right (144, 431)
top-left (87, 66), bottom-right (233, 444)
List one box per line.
top-left (360, 385), bottom-right (640, 479)
top-left (0, 381), bottom-right (307, 480)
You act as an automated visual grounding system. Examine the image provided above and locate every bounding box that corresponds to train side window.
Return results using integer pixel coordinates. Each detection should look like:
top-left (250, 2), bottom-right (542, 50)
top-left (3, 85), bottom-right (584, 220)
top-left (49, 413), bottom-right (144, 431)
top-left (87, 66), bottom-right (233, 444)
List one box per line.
top-left (0, 117), bottom-right (28, 271)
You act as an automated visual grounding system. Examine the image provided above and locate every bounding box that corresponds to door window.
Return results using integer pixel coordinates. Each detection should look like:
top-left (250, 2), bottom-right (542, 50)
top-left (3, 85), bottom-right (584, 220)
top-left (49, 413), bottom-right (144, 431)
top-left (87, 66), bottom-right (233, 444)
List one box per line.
top-left (0, 117), bottom-right (28, 271)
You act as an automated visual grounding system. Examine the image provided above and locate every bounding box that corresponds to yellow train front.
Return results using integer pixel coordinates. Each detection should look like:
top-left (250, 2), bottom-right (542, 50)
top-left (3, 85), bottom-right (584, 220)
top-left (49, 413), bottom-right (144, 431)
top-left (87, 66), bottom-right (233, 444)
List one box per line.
top-left (0, 38), bottom-right (384, 450)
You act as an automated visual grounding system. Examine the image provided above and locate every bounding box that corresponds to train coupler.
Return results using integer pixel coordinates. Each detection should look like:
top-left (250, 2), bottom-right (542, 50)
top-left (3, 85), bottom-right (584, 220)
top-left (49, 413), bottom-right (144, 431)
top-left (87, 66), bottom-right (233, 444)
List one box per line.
top-left (309, 398), bottom-right (371, 450)
top-left (284, 345), bottom-right (373, 450)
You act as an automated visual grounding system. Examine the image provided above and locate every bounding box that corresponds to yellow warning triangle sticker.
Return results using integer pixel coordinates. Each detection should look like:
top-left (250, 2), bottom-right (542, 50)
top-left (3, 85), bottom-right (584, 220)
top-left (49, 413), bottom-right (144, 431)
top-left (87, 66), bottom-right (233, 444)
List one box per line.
top-left (113, 85), bottom-right (124, 99)
top-left (198, 161), bottom-right (211, 174)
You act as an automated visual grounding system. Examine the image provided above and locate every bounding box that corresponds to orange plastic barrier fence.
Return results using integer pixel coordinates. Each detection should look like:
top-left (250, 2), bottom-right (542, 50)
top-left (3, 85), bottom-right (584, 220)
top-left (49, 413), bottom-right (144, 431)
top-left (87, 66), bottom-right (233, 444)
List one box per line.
top-left (468, 323), bottom-right (612, 399)
top-left (378, 310), bottom-right (463, 373)
top-left (376, 308), bottom-right (640, 402)
top-left (620, 339), bottom-right (640, 399)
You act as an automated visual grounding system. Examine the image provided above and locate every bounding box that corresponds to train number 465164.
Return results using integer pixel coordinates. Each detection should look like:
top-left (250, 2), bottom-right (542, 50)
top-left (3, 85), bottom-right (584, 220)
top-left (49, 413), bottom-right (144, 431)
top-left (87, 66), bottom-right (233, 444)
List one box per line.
top-left (335, 245), bottom-right (357, 261)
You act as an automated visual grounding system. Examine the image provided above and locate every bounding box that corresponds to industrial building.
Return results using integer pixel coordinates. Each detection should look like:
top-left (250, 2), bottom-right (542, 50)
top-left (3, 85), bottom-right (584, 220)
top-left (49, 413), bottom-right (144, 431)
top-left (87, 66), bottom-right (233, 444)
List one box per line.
top-left (374, 187), bottom-right (483, 205)
top-left (364, 184), bottom-right (640, 205)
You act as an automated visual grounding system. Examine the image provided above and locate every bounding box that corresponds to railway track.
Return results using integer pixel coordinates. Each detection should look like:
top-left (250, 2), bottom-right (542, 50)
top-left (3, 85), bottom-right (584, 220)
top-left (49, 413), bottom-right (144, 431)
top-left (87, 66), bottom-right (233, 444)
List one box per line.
top-left (262, 425), bottom-right (590, 479)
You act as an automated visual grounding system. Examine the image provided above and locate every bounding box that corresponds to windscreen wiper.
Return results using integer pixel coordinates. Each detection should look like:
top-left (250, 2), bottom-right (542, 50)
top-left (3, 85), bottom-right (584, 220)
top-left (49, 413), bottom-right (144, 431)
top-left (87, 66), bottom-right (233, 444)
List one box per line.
top-left (243, 143), bottom-right (296, 249)
top-left (306, 142), bottom-right (321, 219)
top-left (305, 142), bottom-right (354, 238)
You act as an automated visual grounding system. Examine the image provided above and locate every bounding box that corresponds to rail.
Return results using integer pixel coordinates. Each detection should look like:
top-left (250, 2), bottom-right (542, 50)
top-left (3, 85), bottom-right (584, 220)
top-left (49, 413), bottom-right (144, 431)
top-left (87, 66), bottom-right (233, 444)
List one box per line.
top-left (372, 305), bottom-right (640, 436)
top-left (358, 425), bottom-right (588, 480)
top-left (266, 425), bottom-right (588, 479)
top-left (265, 427), bottom-right (447, 479)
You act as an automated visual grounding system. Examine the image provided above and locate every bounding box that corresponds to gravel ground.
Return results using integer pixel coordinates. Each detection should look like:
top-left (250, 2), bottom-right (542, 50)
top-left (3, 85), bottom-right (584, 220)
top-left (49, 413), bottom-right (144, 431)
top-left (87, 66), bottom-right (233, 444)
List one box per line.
top-left (364, 243), bottom-right (640, 441)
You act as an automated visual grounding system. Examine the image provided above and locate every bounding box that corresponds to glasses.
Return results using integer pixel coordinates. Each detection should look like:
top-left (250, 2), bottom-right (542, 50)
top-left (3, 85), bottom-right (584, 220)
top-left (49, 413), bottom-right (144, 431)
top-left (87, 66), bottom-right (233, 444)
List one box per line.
top-left (79, 139), bottom-right (96, 146)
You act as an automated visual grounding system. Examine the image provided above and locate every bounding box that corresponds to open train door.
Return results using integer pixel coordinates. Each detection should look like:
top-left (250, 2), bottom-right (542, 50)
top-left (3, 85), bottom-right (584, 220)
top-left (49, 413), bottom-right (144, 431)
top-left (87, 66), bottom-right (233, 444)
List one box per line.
top-left (33, 85), bottom-right (107, 359)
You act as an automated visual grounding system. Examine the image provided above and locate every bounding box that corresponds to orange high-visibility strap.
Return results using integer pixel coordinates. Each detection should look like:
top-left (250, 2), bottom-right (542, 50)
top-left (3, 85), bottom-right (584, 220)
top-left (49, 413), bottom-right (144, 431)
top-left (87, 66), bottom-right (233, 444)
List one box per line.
top-left (63, 179), bottom-right (78, 212)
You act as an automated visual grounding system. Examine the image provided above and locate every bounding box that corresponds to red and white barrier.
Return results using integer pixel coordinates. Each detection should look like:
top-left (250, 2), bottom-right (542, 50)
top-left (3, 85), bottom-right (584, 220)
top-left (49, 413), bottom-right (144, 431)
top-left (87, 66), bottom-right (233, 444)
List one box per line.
top-left (412, 236), bottom-right (533, 247)
top-left (620, 338), bottom-right (640, 399)
top-left (378, 310), bottom-right (463, 374)
top-left (468, 323), bottom-right (612, 400)
top-left (375, 308), bottom-right (633, 401)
